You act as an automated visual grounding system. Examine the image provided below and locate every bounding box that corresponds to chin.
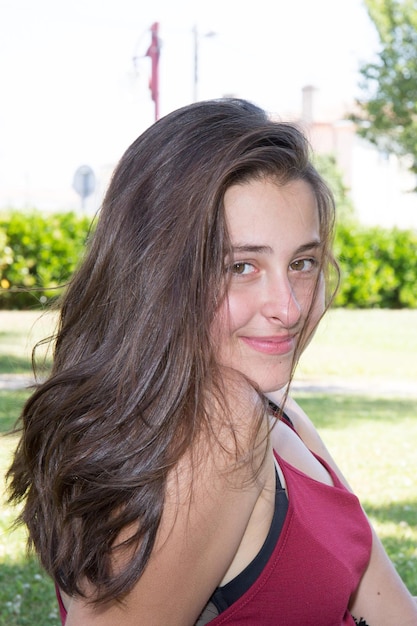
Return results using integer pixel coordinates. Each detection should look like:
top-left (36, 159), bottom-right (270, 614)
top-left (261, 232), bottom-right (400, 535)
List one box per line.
top-left (254, 375), bottom-right (291, 395)
top-left (262, 383), bottom-right (290, 394)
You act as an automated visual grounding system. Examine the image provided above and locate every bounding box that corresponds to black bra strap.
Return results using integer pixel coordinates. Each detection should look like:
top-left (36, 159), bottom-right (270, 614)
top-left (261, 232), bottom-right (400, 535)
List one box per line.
top-left (210, 461), bottom-right (288, 611)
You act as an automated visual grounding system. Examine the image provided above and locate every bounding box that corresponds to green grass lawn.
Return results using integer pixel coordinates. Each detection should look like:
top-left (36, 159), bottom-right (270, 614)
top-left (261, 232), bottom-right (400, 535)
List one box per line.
top-left (1, 392), bottom-right (60, 625)
top-left (0, 310), bottom-right (55, 375)
top-left (296, 307), bottom-right (417, 384)
top-left (293, 392), bottom-right (417, 594)
top-left (0, 309), bottom-right (416, 623)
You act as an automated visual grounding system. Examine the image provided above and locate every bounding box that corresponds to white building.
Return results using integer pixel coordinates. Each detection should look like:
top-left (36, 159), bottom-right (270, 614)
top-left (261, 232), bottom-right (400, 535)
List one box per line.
top-left (299, 85), bottom-right (417, 230)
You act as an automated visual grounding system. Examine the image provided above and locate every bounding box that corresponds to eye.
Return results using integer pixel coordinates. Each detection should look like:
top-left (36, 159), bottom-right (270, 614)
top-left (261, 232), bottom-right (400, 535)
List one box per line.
top-left (230, 262), bottom-right (255, 275)
top-left (289, 258), bottom-right (317, 272)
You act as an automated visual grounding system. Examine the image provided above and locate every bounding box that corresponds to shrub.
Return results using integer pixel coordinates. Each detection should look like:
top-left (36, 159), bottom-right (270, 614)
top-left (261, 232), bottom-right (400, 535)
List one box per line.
top-left (0, 210), bottom-right (92, 309)
top-left (335, 223), bottom-right (417, 308)
top-left (0, 208), bottom-right (416, 310)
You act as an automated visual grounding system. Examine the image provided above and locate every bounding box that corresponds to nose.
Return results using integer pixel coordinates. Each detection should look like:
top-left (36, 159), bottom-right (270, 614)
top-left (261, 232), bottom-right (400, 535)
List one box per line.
top-left (261, 274), bottom-right (302, 328)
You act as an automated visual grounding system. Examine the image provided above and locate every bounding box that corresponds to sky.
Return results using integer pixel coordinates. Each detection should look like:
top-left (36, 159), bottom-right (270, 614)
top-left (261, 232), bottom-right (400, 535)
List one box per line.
top-left (0, 0), bottom-right (379, 211)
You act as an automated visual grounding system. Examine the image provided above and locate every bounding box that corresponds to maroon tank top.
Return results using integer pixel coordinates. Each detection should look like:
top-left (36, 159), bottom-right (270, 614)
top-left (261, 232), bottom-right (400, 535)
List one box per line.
top-left (56, 437), bottom-right (372, 625)
top-left (207, 450), bottom-right (372, 625)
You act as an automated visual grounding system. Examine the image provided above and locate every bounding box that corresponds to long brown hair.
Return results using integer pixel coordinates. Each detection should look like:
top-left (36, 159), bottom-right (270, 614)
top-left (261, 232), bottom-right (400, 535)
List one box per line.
top-left (7, 98), bottom-right (338, 603)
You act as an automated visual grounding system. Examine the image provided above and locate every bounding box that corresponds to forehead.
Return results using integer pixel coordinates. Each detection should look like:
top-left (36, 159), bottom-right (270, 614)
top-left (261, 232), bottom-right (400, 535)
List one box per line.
top-left (223, 177), bottom-right (319, 244)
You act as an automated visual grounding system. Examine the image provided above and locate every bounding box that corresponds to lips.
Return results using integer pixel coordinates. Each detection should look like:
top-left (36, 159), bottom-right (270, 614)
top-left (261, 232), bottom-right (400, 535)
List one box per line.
top-left (240, 335), bottom-right (296, 356)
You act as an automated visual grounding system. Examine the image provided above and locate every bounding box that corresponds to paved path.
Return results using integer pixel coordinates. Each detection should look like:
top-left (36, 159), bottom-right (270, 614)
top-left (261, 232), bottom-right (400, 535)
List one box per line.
top-left (0, 374), bottom-right (36, 390)
top-left (2, 374), bottom-right (417, 397)
top-left (290, 378), bottom-right (417, 397)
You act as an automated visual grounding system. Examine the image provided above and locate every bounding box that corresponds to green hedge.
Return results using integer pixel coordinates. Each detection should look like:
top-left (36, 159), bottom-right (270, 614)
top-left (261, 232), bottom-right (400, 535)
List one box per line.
top-left (0, 210), bottom-right (92, 309)
top-left (0, 210), bottom-right (416, 309)
top-left (334, 223), bottom-right (417, 308)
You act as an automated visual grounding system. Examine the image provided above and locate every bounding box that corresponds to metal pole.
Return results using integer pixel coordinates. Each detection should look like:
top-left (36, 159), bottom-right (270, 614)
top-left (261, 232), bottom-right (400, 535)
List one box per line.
top-left (193, 25), bottom-right (199, 102)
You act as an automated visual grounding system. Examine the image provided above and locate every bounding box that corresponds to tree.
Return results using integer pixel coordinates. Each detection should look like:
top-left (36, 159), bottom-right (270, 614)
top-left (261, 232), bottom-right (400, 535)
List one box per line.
top-left (351, 0), bottom-right (417, 175)
top-left (314, 154), bottom-right (357, 225)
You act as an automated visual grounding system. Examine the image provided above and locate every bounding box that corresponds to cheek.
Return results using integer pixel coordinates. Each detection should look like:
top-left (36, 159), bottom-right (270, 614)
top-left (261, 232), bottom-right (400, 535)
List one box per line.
top-left (225, 290), bottom-right (255, 332)
top-left (315, 275), bottom-right (326, 313)
top-left (297, 279), bottom-right (325, 354)
top-left (210, 300), bottom-right (231, 347)
top-left (305, 276), bottom-right (326, 329)
top-left (211, 292), bottom-right (252, 341)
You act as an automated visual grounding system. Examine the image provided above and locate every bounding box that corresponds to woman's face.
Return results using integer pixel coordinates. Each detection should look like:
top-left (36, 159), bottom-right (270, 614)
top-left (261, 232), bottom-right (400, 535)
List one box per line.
top-left (213, 176), bottom-right (325, 393)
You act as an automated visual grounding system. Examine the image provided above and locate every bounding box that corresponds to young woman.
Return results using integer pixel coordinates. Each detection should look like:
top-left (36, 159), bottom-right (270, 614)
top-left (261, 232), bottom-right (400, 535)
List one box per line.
top-left (8, 99), bottom-right (417, 625)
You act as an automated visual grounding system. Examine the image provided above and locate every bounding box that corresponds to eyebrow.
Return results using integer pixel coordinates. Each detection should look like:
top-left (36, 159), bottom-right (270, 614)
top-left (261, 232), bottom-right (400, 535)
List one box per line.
top-left (231, 240), bottom-right (322, 255)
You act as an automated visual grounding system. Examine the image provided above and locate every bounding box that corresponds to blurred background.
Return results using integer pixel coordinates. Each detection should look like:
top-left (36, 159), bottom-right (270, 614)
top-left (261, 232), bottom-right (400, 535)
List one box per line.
top-left (1, 2), bottom-right (417, 622)
top-left (2, 0), bottom-right (417, 311)
top-left (3, 0), bottom-right (414, 227)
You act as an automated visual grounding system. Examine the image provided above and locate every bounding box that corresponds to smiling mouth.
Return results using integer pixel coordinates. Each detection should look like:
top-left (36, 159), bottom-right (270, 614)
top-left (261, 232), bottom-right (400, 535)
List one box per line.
top-left (240, 335), bottom-right (296, 356)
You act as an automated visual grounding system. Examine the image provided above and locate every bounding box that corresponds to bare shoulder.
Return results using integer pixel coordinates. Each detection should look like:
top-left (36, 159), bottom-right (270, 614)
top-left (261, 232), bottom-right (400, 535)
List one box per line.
top-left (65, 388), bottom-right (270, 625)
top-left (269, 392), bottom-right (327, 454)
top-left (267, 390), bottom-right (352, 489)
top-left (283, 395), bottom-right (324, 445)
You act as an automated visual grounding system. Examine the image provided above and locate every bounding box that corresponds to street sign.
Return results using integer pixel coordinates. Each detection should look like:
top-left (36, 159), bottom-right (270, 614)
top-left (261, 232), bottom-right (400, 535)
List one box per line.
top-left (73, 165), bottom-right (95, 197)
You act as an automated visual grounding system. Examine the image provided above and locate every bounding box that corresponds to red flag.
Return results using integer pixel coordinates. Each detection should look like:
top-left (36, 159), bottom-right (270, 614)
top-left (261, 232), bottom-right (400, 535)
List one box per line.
top-left (145, 22), bottom-right (160, 120)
